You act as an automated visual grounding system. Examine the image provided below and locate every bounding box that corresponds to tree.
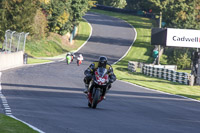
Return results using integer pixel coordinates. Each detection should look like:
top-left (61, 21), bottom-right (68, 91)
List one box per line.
top-left (125, 0), bottom-right (152, 10)
top-left (97, 0), bottom-right (127, 9)
top-left (148, 0), bottom-right (200, 29)
top-left (148, 0), bottom-right (200, 69)
top-left (41, 0), bottom-right (93, 35)
top-left (0, 0), bottom-right (39, 41)
top-left (32, 8), bottom-right (48, 39)
top-left (109, 0), bottom-right (127, 9)
top-left (70, 0), bottom-right (88, 26)
top-left (41, 0), bottom-right (71, 35)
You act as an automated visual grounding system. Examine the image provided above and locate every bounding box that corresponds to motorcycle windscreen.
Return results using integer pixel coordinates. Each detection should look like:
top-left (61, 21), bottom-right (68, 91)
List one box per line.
top-left (97, 67), bottom-right (107, 77)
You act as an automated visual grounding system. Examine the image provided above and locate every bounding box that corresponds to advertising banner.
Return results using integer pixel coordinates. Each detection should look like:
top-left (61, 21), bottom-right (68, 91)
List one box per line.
top-left (166, 28), bottom-right (200, 48)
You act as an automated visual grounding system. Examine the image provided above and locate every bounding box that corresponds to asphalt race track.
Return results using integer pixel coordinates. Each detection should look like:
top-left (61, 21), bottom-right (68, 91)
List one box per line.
top-left (1, 12), bottom-right (200, 133)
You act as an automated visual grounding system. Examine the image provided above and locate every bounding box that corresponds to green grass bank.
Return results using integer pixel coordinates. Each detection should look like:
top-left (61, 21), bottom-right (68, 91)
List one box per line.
top-left (90, 9), bottom-right (200, 101)
top-left (0, 17), bottom-right (91, 132)
top-left (26, 18), bottom-right (91, 64)
top-left (0, 114), bottom-right (38, 133)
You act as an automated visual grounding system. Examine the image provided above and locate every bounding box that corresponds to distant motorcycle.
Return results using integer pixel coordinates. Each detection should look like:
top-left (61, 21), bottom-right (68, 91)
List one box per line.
top-left (87, 67), bottom-right (109, 109)
top-left (77, 54), bottom-right (83, 66)
top-left (77, 59), bottom-right (82, 66)
top-left (66, 53), bottom-right (75, 65)
top-left (66, 54), bottom-right (72, 65)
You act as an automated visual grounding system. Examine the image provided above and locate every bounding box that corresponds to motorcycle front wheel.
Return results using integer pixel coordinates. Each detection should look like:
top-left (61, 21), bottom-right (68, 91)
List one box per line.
top-left (92, 88), bottom-right (100, 109)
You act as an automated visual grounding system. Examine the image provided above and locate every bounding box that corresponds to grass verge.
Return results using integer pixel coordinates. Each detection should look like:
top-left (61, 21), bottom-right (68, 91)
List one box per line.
top-left (27, 58), bottom-right (51, 64)
top-left (0, 114), bottom-right (38, 133)
top-left (26, 18), bottom-right (91, 64)
top-left (0, 17), bottom-right (91, 132)
top-left (90, 9), bottom-right (200, 101)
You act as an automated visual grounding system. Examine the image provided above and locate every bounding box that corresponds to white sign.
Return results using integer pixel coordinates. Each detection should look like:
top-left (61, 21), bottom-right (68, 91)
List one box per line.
top-left (166, 28), bottom-right (200, 48)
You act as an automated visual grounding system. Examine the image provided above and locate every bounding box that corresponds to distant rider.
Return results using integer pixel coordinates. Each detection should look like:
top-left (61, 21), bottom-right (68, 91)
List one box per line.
top-left (71, 52), bottom-right (75, 62)
top-left (83, 56), bottom-right (116, 98)
top-left (77, 54), bottom-right (84, 66)
top-left (66, 52), bottom-right (72, 64)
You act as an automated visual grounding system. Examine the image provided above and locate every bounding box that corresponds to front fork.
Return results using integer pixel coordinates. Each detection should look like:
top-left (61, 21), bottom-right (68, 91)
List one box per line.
top-left (87, 88), bottom-right (104, 104)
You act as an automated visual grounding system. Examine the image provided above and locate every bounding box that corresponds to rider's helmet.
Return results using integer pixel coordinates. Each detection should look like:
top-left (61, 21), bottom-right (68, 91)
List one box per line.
top-left (79, 54), bottom-right (82, 57)
top-left (98, 56), bottom-right (107, 67)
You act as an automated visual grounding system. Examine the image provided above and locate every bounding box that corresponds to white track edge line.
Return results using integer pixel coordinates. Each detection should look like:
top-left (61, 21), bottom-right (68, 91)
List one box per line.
top-left (118, 79), bottom-right (200, 103)
top-left (57, 17), bottom-right (93, 62)
top-left (73, 18), bottom-right (93, 53)
top-left (102, 15), bottom-right (200, 103)
top-left (0, 16), bottom-right (93, 133)
top-left (10, 115), bottom-right (45, 133)
top-left (0, 72), bottom-right (45, 133)
top-left (25, 18), bottom-right (93, 66)
top-left (90, 12), bottom-right (137, 65)
top-left (113, 23), bottom-right (137, 65)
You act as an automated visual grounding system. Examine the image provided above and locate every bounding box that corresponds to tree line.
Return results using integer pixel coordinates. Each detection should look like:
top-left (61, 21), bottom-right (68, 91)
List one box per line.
top-left (97, 0), bottom-right (200, 30)
top-left (97, 0), bottom-right (200, 69)
top-left (1, 0), bottom-right (199, 69)
top-left (0, 0), bottom-right (95, 41)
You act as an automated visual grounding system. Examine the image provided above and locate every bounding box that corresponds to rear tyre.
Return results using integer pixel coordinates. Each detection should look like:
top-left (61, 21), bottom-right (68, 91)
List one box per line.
top-left (77, 60), bottom-right (79, 66)
top-left (88, 101), bottom-right (91, 108)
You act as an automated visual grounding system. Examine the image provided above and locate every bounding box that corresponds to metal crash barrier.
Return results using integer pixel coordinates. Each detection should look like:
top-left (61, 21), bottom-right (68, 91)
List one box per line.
top-left (0, 30), bottom-right (29, 71)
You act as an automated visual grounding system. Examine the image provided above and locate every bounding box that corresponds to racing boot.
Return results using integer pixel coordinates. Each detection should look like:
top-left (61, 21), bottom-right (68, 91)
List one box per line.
top-left (83, 84), bottom-right (89, 94)
top-left (103, 96), bottom-right (106, 100)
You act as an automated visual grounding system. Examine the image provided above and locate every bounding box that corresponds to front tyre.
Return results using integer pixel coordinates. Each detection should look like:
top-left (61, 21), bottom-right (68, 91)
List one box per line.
top-left (92, 89), bottom-right (100, 109)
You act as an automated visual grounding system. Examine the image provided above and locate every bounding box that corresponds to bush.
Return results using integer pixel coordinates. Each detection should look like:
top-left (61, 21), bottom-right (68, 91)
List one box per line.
top-left (32, 9), bottom-right (48, 39)
top-left (162, 48), bottom-right (192, 69)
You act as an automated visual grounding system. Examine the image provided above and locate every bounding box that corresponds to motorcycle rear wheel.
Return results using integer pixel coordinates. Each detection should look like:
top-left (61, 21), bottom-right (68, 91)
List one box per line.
top-left (88, 101), bottom-right (91, 108)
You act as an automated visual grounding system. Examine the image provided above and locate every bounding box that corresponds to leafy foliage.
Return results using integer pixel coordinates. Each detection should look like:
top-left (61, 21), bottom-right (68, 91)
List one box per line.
top-left (161, 48), bottom-right (192, 69)
top-left (125, 0), bottom-right (199, 69)
top-left (41, 0), bottom-right (71, 35)
top-left (70, 0), bottom-right (91, 26)
top-left (0, 0), bottom-right (39, 41)
top-left (148, 0), bottom-right (200, 29)
top-left (96, 0), bottom-right (127, 9)
top-left (32, 9), bottom-right (48, 39)
top-left (41, 0), bottom-right (93, 35)
top-left (0, 0), bottom-right (94, 40)
top-left (147, 0), bottom-right (200, 69)
top-left (125, 0), bottom-right (152, 11)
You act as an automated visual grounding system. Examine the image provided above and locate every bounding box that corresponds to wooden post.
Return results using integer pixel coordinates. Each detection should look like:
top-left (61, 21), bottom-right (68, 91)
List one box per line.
top-left (157, 12), bottom-right (162, 65)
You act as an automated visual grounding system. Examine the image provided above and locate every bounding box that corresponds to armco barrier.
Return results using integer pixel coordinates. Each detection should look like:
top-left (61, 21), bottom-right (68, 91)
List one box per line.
top-left (0, 51), bottom-right (24, 71)
top-left (128, 61), bottom-right (152, 72)
top-left (142, 65), bottom-right (189, 85)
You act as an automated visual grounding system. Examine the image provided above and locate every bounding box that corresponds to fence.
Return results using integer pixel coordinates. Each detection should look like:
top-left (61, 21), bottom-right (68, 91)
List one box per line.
top-left (142, 65), bottom-right (189, 85)
top-left (1, 30), bottom-right (29, 53)
top-left (128, 61), bottom-right (189, 85)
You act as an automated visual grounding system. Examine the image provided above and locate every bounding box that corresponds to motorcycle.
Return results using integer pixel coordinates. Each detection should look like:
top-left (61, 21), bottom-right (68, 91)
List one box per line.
top-left (87, 67), bottom-right (109, 109)
top-left (77, 59), bottom-right (82, 66)
top-left (77, 54), bottom-right (83, 66)
top-left (66, 53), bottom-right (75, 65)
top-left (66, 54), bottom-right (71, 64)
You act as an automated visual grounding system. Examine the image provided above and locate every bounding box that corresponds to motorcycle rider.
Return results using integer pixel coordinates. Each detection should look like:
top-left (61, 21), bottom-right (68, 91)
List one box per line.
top-left (71, 52), bottom-right (75, 62)
top-left (66, 52), bottom-right (72, 64)
top-left (83, 56), bottom-right (116, 98)
top-left (77, 54), bottom-right (84, 66)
